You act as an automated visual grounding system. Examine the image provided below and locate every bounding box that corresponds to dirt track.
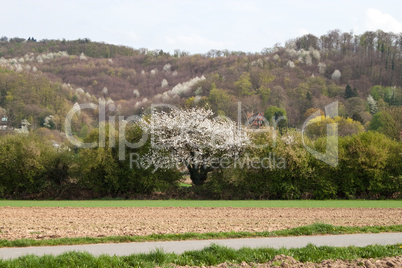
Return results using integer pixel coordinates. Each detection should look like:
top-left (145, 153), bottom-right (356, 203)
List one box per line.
top-left (0, 207), bottom-right (401, 240)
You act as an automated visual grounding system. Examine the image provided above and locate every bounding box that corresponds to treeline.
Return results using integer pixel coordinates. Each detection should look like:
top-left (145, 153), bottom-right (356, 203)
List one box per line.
top-left (289, 30), bottom-right (402, 86)
top-left (0, 125), bottom-right (180, 199)
top-left (202, 130), bottom-right (401, 200)
top-left (0, 128), bottom-right (400, 200)
top-left (0, 37), bottom-right (139, 59)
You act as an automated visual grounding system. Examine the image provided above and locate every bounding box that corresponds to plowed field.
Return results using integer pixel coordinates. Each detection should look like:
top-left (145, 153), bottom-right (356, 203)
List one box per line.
top-left (0, 207), bottom-right (400, 240)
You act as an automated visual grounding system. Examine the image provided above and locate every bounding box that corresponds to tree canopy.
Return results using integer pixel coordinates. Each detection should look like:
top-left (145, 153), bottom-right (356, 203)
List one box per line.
top-left (140, 107), bottom-right (250, 185)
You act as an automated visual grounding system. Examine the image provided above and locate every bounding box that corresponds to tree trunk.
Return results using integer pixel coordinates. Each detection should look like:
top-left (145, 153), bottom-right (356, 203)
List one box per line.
top-left (187, 165), bottom-right (210, 186)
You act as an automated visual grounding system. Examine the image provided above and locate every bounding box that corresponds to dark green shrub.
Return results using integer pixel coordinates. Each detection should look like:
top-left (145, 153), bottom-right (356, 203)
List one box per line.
top-left (0, 133), bottom-right (75, 199)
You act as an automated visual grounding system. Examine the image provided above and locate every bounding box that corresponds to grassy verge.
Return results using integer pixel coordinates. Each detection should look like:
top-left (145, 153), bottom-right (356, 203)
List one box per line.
top-left (0, 223), bottom-right (401, 248)
top-left (0, 199), bottom-right (401, 208)
top-left (0, 243), bottom-right (401, 267)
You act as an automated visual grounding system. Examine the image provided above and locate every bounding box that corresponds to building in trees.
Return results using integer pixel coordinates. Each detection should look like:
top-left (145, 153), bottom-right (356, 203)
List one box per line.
top-left (246, 112), bottom-right (265, 128)
top-left (0, 114), bottom-right (9, 131)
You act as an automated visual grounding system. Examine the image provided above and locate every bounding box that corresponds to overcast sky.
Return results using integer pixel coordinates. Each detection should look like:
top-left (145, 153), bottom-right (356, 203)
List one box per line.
top-left (2, 0), bottom-right (402, 54)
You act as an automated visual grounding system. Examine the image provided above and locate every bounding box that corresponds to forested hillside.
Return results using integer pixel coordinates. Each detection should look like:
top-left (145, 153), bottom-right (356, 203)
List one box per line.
top-left (0, 30), bottom-right (401, 200)
top-left (0, 30), bottom-right (401, 141)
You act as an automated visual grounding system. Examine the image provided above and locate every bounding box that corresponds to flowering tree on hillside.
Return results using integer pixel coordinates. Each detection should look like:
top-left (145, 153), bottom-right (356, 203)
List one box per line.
top-left (141, 107), bottom-right (250, 185)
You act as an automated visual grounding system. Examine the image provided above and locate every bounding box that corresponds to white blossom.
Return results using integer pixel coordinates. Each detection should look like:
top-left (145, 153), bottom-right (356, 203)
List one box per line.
top-left (163, 63), bottom-right (171, 71)
top-left (251, 58), bottom-right (263, 67)
top-left (286, 60), bottom-right (295, 68)
top-left (43, 115), bottom-right (54, 128)
top-left (73, 102), bottom-right (81, 115)
top-left (57, 51), bottom-right (69, 57)
top-left (285, 41), bottom-right (297, 50)
top-left (62, 83), bottom-right (73, 91)
top-left (305, 54), bottom-right (312, 65)
top-left (171, 76), bottom-right (206, 96)
top-left (172, 70), bottom-right (178, 76)
top-left (153, 93), bottom-right (162, 102)
top-left (367, 95), bottom-right (379, 114)
top-left (285, 48), bottom-right (297, 58)
top-left (43, 53), bottom-right (54, 60)
top-left (297, 56), bottom-right (304, 64)
top-left (133, 89), bottom-right (140, 98)
top-left (102, 87), bottom-right (108, 95)
top-left (161, 79), bottom-right (168, 88)
top-left (318, 62), bottom-right (326, 74)
top-left (140, 107), bottom-right (250, 185)
top-left (162, 92), bottom-right (170, 102)
top-left (14, 64), bottom-right (23, 72)
top-left (310, 48), bottom-right (321, 61)
top-left (79, 52), bottom-right (87, 60)
top-left (273, 54), bottom-right (280, 61)
top-left (331, 69), bottom-right (341, 81)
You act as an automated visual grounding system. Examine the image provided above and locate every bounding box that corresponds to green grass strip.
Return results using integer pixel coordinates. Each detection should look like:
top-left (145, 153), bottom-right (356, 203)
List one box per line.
top-left (0, 199), bottom-right (401, 208)
top-left (0, 223), bottom-right (401, 248)
top-left (0, 243), bottom-right (401, 267)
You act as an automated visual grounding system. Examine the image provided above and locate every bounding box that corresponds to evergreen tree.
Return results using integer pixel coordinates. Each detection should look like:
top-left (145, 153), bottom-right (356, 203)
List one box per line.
top-left (352, 113), bottom-right (363, 124)
top-left (344, 84), bottom-right (358, 99)
top-left (265, 106), bottom-right (287, 131)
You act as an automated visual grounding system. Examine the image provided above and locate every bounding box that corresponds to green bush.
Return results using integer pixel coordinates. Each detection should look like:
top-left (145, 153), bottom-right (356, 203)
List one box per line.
top-left (200, 130), bottom-right (401, 200)
top-left (0, 128), bottom-right (399, 200)
top-left (0, 133), bottom-right (74, 198)
top-left (78, 123), bottom-right (181, 198)
top-left (337, 131), bottom-right (401, 198)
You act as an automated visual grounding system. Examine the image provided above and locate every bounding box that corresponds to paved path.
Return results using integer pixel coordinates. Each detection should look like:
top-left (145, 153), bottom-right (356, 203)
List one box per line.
top-left (0, 233), bottom-right (401, 259)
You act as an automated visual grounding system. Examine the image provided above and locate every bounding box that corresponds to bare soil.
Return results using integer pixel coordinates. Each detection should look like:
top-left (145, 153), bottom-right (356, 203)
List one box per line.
top-left (0, 207), bottom-right (400, 240)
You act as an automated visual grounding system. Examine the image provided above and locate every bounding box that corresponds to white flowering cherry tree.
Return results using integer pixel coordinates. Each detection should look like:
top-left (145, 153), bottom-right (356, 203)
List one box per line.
top-left (141, 107), bottom-right (250, 185)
